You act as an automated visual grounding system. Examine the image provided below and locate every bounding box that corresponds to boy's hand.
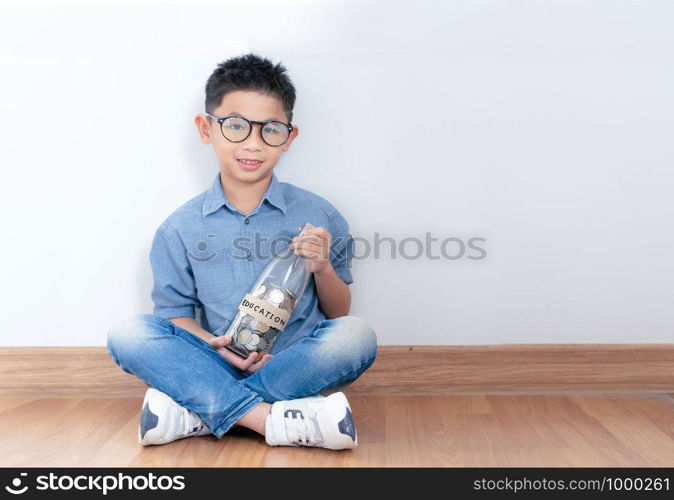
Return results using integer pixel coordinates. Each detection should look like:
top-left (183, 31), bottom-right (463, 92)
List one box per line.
top-left (290, 226), bottom-right (332, 274)
top-left (207, 334), bottom-right (273, 373)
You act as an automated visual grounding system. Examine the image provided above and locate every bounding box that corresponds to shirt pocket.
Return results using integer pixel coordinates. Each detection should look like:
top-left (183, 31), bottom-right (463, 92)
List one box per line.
top-left (188, 245), bottom-right (236, 303)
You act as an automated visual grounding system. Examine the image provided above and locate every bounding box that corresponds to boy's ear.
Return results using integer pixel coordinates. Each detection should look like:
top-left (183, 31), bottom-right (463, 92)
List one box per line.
top-left (283, 124), bottom-right (299, 151)
top-left (195, 114), bottom-right (213, 144)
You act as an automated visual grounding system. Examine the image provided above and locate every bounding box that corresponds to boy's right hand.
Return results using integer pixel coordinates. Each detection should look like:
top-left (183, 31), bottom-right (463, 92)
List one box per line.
top-left (207, 334), bottom-right (273, 374)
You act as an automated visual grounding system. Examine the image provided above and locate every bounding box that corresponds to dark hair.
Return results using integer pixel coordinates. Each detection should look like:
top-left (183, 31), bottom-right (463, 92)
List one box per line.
top-left (204, 53), bottom-right (296, 124)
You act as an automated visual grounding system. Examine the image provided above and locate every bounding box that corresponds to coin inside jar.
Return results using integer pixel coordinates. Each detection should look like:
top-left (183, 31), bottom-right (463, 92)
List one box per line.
top-left (251, 319), bottom-right (270, 333)
top-left (279, 295), bottom-right (294, 310)
top-left (268, 289), bottom-right (284, 305)
top-left (253, 285), bottom-right (266, 297)
top-left (238, 329), bottom-right (252, 343)
top-left (263, 328), bottom-right (278, 340)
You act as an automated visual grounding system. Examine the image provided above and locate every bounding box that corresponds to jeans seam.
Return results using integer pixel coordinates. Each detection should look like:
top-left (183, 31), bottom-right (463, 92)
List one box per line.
top-left (132, 318), bottom-right (228, 376)
top-left (210, 392), bottom-right (264, 438)
top-left (308, 354), bottom-right (376, 396)
top-left (320, 366), bottom-right (363, 393)
top-left (167, 321), bottom-right (249, 379)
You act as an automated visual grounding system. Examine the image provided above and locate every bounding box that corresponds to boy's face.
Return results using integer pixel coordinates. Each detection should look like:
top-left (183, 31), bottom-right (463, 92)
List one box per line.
top-left (195, 90), bottom-right (299, 186)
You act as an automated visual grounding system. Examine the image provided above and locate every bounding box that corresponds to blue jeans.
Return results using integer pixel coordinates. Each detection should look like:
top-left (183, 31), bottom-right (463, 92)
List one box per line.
top-left (106, 314), bottom-right (377, 438)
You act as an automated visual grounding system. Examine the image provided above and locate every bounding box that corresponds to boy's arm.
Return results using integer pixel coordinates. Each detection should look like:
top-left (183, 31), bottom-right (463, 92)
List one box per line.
top-left (313, 262), bottom-right (351, 318)
top-left (150, 225), bottom-right (216, 341)
top-left (149, 227), bottom-right (215, 341)
top-left (291, 211), bottom-right (355, 319)
top-left (150, 224), bottom-right (200, 320)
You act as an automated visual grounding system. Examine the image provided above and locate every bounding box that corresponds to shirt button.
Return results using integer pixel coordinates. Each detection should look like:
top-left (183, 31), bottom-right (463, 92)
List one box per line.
top-left (244, 218), bottom-right (250, 225)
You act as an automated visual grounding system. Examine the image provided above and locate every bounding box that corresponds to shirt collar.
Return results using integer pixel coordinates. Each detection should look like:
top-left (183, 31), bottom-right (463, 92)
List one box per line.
top-left (202, 171), bottom-right (287, 217)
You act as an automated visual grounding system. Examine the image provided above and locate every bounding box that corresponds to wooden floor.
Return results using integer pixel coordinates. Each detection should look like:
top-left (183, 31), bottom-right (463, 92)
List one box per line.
top-left (1, 393), bottom-right (673, 467)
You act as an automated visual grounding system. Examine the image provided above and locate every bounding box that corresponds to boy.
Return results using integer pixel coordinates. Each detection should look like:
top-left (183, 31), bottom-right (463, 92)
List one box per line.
top-left (106, 53), bottom-right (377, 451)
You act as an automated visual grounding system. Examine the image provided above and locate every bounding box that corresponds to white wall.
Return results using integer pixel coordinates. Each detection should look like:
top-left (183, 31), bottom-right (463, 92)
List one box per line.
top-left (1, 0), bottom-right (672, 346)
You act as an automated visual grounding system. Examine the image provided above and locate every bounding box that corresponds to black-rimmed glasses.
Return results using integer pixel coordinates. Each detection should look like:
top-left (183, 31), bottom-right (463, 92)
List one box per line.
top-left (205, 112), bottom-right (293, 147)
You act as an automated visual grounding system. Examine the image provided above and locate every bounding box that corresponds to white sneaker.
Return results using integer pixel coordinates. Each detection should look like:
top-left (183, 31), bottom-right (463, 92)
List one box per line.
top-left (265, 391), bottom-right (358, 450)
top-left (138, 388), bottom-right (211, 446)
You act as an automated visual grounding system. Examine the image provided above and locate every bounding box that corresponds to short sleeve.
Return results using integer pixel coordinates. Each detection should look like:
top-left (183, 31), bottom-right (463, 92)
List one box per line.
top-left (149, 224), bottom-right (199, 319)
top-left (327, 209), bottom-right (355, 285)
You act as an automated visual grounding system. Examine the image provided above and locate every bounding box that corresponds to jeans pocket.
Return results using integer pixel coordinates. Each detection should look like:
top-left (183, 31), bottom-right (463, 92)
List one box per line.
top-left (188, 246), bottom-right (235, 303)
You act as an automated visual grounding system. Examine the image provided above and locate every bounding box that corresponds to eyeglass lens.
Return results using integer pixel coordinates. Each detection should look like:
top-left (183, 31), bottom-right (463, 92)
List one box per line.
top-left (220, 117), bottom-right (289, 146)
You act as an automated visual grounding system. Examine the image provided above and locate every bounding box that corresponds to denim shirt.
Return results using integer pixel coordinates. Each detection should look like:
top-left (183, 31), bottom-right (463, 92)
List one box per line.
top-left (149, 171), bottom-right (354, 354)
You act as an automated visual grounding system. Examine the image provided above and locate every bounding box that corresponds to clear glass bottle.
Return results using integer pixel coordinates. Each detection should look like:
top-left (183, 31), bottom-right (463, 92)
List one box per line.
top-left (223, 222), bottom-right (314, 358)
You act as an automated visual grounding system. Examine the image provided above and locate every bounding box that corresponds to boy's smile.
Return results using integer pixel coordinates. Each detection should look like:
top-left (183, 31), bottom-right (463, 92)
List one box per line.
top-left (195, 90), bottom-right (299, 207)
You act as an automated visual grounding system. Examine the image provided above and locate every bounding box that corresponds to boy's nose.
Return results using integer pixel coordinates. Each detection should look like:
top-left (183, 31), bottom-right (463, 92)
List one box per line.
top-left (243, 124), bottom-right (264, 148)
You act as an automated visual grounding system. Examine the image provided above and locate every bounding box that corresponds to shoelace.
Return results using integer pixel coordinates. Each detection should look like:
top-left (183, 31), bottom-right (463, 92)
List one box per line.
top-left (181, 407), bottom-right (205, 436)
top-left (284, 412), bottom-right (316, 445)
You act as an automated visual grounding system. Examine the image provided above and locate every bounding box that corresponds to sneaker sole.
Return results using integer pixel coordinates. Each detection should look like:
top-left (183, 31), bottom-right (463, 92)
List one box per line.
top-left (138, 388), bottom-right (176, 446)
top-left (319, 392), bottom-right (358, 449)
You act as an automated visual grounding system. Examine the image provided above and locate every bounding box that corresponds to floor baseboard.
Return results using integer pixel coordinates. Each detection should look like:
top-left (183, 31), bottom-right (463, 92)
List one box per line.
top-left (1, 344), bottom-right (673, 397)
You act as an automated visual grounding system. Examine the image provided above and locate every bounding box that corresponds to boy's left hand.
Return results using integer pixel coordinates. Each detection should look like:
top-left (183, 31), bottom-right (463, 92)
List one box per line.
top-left (290, 226), bottom-right (332, 274)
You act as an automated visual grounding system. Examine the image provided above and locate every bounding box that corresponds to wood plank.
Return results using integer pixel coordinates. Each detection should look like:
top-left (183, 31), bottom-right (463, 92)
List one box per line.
top-left (1, 345), bottom-right (673, 397)
top-left (0, 394), bottom-right (672, 467)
